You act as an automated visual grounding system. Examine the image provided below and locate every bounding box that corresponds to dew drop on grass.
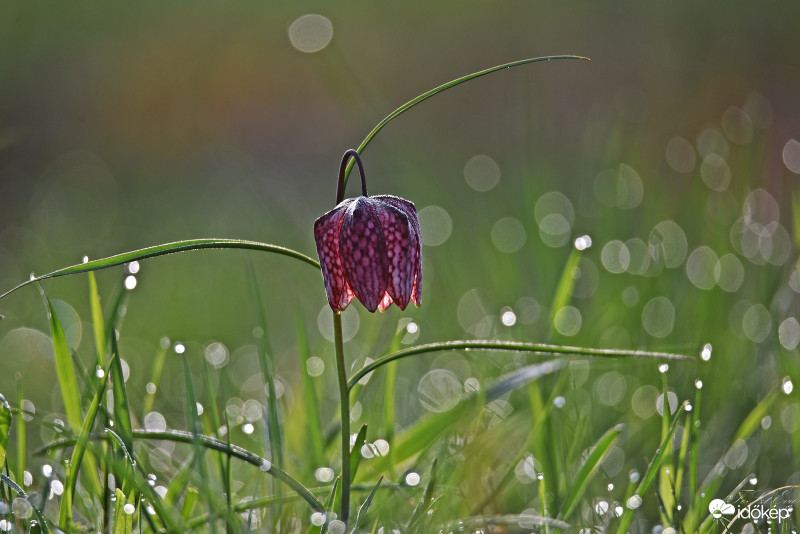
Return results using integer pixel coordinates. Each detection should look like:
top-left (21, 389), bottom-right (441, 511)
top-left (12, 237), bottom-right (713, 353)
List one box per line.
top-left (310, 512), bottom-right (326, 527)
top-left (594, 500), bottom-right (609, 515)
top-left (41, 464), bottom-right (52, 477)
top-left (11, 498), bottom-right (32, 519)
top-left (627, 495), bottom-right (643, 509)
top-left (124, 275), bottom-right (137, 290)
top-left (782, 377), bottom-right (794, 395)
top-left (761, 416), bottom-right (771, 429)
top-left (658, 364), bottom-right (669, 374)
top-left (123, 503), bottom-right (135, 515)
top-left (174, 342), bottom-right (186, 354)
top-left (405, 472), bottom-right (420, 486)
top-left (607, 483), bottom-right (614, 491)
top-left (574, 235), bottom-right (592, 250)
top-left (23, 471), bottom-right (32, 486)
top-left (553, 396), bottom-right (565, 408)
top-left (695, 379), bottom-right (703, 389)
top-left (260, 460), bottom-right (271, 472)
top-left (501, 309), bottom-right (516, 326)
top-left (701, 343), bottom-right (712, 361)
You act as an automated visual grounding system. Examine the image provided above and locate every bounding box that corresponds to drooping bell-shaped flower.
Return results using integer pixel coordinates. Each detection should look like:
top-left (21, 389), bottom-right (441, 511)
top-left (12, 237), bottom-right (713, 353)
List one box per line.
top-left (314, 151), bottom-right (422, 313)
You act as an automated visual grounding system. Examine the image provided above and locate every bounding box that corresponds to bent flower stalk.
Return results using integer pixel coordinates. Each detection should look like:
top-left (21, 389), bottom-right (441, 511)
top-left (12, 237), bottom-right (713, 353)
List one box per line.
top-left (314, 151), bottom-right (422, 313)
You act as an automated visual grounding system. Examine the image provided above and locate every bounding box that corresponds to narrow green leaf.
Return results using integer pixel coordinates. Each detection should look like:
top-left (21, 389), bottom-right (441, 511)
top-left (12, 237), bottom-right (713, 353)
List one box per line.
top-left (348, 340), bottom-right (691, 389)
top-left (0, 393), bottom-right (9, 473)
top-left (15, 377), bottom-right (26, 486)
top-left (141, 340), bottom-right (169, 417)
top-left (349, 424), bottom-right (368, 483)
top-left (41, 429), bottom-right (326, 512)
top-left (549, 247), bottom-right (582, 338)
top-left (295, 309), bottom-right (325, 467)
top-left (88, 271), bottom-right (106, 367)
top-left (42, 287), bottom-right (104, 502)
top-left (180, 487), bottom-right (200, 521)
top-left (113, 488), bottom-right (132, 534)
top-left (110, 334), bottom-right (134, 453)
top-left (350, 477), bottom-right (383, 533)
top-left (560, 424), bottom-right (623, 520)
top-left (344, 55), bottom-right (589, 186)
top-left (0, 238), bottom-right (319, 300)
top-left (60, 353), bottom-right (113, 529)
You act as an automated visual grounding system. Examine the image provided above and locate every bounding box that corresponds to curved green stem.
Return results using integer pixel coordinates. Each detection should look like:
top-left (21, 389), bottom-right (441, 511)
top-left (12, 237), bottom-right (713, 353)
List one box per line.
top-left (36, 428), bottom-right (325, 512)
top-left (0, 238), bottom-right (320, 300)
top-left (348, 340), bottom-right (693, 390)
top-left (342, 55), bottom-right (589, 187)
top-left (333, 312), bottom-right (351, 522)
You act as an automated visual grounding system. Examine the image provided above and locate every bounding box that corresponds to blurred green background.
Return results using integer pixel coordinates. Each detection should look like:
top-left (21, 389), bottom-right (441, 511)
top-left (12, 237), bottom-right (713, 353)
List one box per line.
top-left (2, 1), bottom-right (800, 530)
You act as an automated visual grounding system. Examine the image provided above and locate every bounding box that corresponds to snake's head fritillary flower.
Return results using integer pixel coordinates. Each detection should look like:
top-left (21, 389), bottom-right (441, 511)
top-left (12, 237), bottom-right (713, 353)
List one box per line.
top-left (315, 194), bottom-right (422, 313)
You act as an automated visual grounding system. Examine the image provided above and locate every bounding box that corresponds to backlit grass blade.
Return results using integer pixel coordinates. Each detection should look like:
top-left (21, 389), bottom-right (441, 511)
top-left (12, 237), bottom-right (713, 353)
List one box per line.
top-left (15, 379), bottom-right (25, 485)
top-left (41, 286), bottom-right (104, 501)
top-left (88, 272), bottom-right (106, 367)
top-left (1, 473), bottom-right (50, 534)
top-left (559, 424), bottom-right (623, 521)
top-left (110, 334), bottom-right (134, 453)
top-left (113, 488), bottom-right (132, 534)
top-left (407, 459), bottom-right (438, 531)
top-left (59, 353), bottom-right (113, 529)
top-left (549, 247), bottom-right (582, 338)
top-left (350, 477), bottom-right (383, 533)
top-left (349, 424), bottom-right (368, 483)
top-left (0, 393), bottom-right (9, 473)
top-left (348, 340), bottom-right (690, 390)
top-left (343, 55), bottom-right (589, 187)
top-left (141, 340), bottom-right (169, 417)
top-left (0, 239), bottom-right (320, 300)
top-left (180, 487), bottom-right (199, 522)
top-left (615, 401), bottom-right (688, 534)
top-left (295, 310), bottom-right (325, 468)
top-left (42, 429), bottom-right (326, 512)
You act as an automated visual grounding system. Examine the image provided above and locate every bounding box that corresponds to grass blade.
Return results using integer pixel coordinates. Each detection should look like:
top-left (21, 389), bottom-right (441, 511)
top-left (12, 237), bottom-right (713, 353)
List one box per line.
top-left (350, 477), bottom-right (383, 533)
top-left (549, 247), bottom-right (583, 338)
top-left (0, 238), bottom-right (319, 300)
top-left (343, 55), bottom-right (589, 186)
top-left (348, 340), bottom-right (692, 389)
top-left (59, 353), bottom-right (113, 529)
top-left (141, 340), bottom-right (169, 417)
top-left (87, 271), bottom-right (106, 367)
top-left (41, 429), bottom-right (326, 512)
top-left (41, 286), bottom-right (104, 502)
top-left (113, 488), bottom-right (132, 534)
top-left (349, 424), bottom-right (368, 483)
top-left (110, 334), bottom-right (134, 454)
top-left (15, 378), bottom-right (25, 485)
top-left (0, 393), bottom-right (9, 473)
top-left (559, 424), bottom-right (623, 521)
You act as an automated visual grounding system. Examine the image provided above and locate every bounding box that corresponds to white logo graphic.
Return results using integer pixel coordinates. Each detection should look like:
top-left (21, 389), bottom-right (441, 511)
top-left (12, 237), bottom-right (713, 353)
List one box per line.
top-left (708, 499), bottom-right (735, 519)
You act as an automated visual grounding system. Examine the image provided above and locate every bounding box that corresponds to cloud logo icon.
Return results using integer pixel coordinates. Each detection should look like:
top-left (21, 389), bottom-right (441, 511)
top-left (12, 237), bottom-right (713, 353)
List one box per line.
top-left (709, 499), bottom-right (736, 518)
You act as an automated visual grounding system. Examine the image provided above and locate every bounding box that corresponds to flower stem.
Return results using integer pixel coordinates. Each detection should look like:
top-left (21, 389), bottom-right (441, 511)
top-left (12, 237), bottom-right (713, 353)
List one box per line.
top-left (332, 311), bottom-right (351, 523)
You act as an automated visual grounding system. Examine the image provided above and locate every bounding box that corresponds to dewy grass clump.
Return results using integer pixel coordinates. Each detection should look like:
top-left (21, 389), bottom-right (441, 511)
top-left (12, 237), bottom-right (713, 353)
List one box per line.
top-left (0, 56), bottom-right (715, 533)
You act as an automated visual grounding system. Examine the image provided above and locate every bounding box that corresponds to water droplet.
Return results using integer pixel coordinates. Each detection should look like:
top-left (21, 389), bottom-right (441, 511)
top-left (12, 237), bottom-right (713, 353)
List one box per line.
top-left (260, 460), bottom-right (271, 472)
top-left (782, 377), bottom-right (794, 395)
top-left (501, 309), bottom-right (516, 327)
top-left (405, 472), bottom-right (420, 486)
top-left (607, 483), bottom-right (614, 491)
top-left (41, 464), bottom-right (53, 477)
top-left (242, 423), bottom-right (254, 434)
top-left (406, 321), bottom-right (419, 334)
top-left (82, 256), bottom-right (89, 264)
top-left (575, 235), bottom-right (592, 250)
top-left (124, 275), bottom-right (137, 290)
top-left (315, 467), bottom-right (335, 483)
top-left (95, 366), bottom-right (105, 378)
top-left (749, 476), bottom-right (758, 485)
top-left (695, 379), bottom-right (703, 389)
top-left (658, 363), bottom-right (669, 374)
top-left (310, 512), bottom-right (326, 527)
top-left (123, 503), bottom-right (135, 515)
top-left (627, 495), bottom-right (642, 509)
top-left (146, 382), bottom-right (157, 395)
top-left (127, 261), bottom-right (140, 274)
top-left (553, 396), bottom-right (566, 408)
top-left (685, 403), bottom-right (693, 412)
top-left (174, 343), bottom-right (186, 354)
top-left (594, 500), bottom-right (609, 515)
